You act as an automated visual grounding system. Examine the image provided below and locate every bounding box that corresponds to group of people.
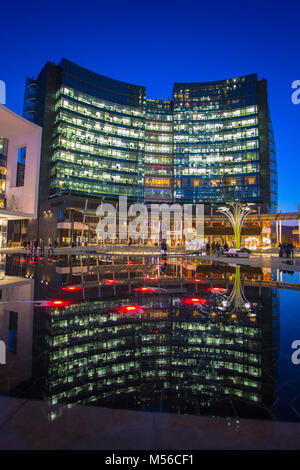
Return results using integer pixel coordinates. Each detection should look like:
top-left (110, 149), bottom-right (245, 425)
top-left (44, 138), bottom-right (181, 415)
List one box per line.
top-left (22, 238), bottom-right (58, 256)
top-left (205, 241), bottom-right (229, 257)
top-left (279, 242), bottom-right (294, 258)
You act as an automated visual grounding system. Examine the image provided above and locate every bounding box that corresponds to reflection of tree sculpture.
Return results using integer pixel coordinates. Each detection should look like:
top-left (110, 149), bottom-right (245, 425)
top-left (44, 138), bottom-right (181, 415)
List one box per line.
top-left (225, 267), bottom-right (250, 313)
top-left (217, 202), bottom-right (256, 249)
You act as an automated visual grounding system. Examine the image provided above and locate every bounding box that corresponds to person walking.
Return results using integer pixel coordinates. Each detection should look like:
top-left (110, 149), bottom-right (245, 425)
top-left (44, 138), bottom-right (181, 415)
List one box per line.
top-left (290, 242), bottom-right (294, 258)
top-left (161, 240), bottom-right (167, 260)
top-left (33, 239), bottom-right (38, 257)
top-left (40, 238), bottom-right (45, 255)
top-left (48, 239), bottom-right (54, 256)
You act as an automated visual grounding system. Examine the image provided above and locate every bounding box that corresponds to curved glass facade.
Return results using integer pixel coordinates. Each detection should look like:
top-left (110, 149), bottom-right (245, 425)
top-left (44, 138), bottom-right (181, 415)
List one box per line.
top-left (53, 85), bottom-right (145, 199)
top-left (24, 62), bottom-right (277, 212)
top-left (173, 75), bottom-right (271, 208)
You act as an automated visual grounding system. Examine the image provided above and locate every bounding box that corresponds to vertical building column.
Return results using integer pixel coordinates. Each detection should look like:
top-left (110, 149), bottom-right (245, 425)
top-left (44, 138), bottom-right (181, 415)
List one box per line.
top-left (279, 219), bottom-right (282, 244)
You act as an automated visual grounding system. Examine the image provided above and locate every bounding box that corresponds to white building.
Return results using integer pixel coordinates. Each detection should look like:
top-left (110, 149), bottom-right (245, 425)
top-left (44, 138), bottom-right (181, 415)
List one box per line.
top-left (0, 104), bottom-right (42, 247)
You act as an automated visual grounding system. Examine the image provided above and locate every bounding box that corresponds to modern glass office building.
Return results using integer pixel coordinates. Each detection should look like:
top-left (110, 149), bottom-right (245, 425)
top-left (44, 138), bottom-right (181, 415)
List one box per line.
top-left (23, 60), bottom-right (277, 242)
top-left (173, 75), bottom-right (277, 211)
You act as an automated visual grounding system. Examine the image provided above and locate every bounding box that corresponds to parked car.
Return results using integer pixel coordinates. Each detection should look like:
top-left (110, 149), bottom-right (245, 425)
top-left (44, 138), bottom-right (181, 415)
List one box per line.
top-left (224, 248), bottom-right (251, 258)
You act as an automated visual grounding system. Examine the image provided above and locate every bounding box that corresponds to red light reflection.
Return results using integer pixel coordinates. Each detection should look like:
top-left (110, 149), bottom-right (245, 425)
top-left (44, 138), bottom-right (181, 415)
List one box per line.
top-left (116, 305), bottom-right (144, 314)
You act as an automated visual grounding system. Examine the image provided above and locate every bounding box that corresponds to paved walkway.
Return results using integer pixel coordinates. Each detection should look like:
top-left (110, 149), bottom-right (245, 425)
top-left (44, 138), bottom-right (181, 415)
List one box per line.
top-left (0, 396), bottom-right (299, 450)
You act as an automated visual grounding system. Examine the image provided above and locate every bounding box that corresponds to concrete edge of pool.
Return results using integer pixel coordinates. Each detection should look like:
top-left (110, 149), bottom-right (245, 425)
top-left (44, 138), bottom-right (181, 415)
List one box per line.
top-left (0, 397), bottom-right (300, 450)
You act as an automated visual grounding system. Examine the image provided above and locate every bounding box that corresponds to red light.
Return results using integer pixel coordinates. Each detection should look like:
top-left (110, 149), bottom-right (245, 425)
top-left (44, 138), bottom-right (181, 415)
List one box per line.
top-left (134, 287), bottom-right (154, 293)
top-left (146, 277), bottom-right (158, 281)
top-left (154, 330), bottom-right (159, 334)
top-left (46, 300), bottom-right (70, 307)
top-left (103, 279), bottom-right (119, 284)
top-left (28, 261), bottom-right (37, 264)
top-left (62, 286), bottom-right (83, 292)
top-left (116, 304), bottom-right (144, 314)
top-left (184, 297), bottom-right (206, 305)
top-left (208, 287), bottom-right (227, 294)
top-left (128, 261), bottom-right (135, 265)
top-left (192, 279), bottom-right (204, 283)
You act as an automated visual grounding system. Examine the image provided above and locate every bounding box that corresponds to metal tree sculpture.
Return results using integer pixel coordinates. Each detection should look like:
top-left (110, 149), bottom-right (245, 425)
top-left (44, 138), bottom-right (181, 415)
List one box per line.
top-left (217, 202), bottom-right (256, 249)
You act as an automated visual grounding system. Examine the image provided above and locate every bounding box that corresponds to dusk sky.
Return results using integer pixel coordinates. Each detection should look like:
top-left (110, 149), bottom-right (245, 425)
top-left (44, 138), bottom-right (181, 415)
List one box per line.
top-left (1, 0), bottom-right (299, 213)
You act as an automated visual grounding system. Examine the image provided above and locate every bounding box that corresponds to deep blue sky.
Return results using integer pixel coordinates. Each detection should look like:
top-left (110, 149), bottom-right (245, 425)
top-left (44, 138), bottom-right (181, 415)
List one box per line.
top-left (1, 0), bottom-right (299, 213)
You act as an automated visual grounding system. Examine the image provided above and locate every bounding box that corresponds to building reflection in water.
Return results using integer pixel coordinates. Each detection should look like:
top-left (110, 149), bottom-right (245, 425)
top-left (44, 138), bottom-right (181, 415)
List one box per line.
top-left (1, 255), bottom-right (280, 423)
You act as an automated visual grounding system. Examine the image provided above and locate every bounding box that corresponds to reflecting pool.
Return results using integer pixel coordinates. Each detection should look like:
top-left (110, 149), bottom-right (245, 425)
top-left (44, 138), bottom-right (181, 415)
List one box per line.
top-left (0, 254), bottom-right (300, 426)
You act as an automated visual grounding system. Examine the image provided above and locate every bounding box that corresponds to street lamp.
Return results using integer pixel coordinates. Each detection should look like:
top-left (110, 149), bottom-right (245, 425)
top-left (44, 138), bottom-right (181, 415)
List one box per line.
top-left (217, 202), bottom-right (256, 249)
